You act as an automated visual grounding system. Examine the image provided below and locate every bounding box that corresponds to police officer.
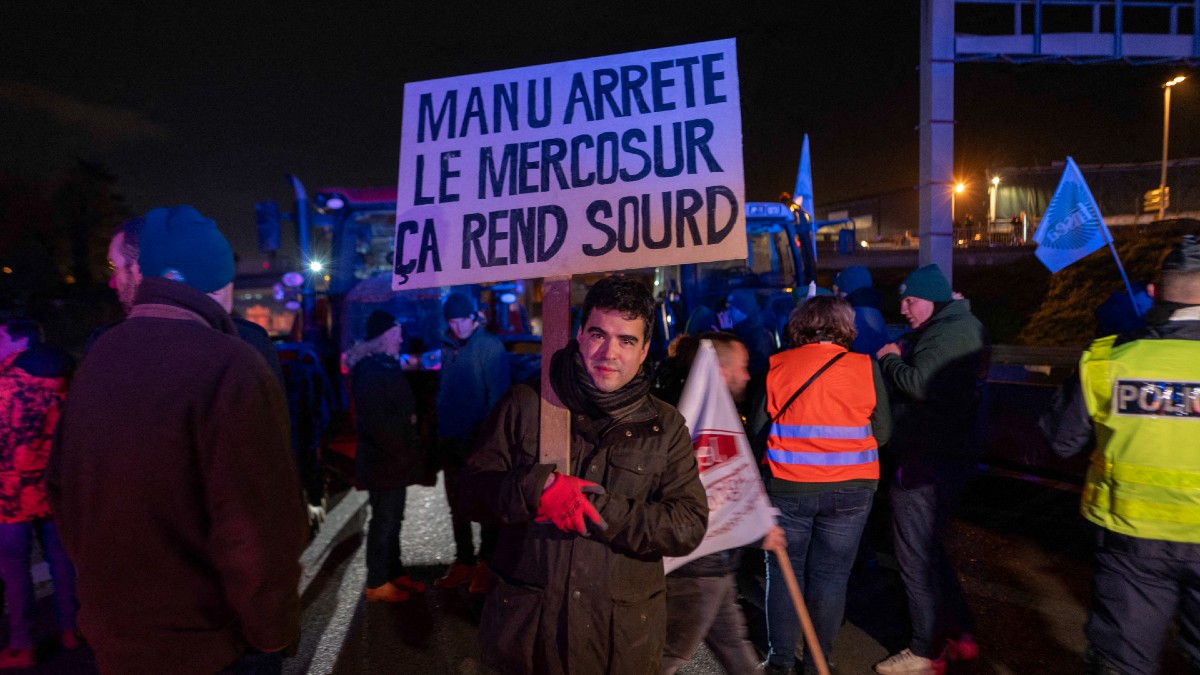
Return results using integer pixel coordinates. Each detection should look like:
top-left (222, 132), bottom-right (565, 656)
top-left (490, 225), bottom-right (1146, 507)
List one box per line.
top-left (1042, 234), bottom-right (1200, 674)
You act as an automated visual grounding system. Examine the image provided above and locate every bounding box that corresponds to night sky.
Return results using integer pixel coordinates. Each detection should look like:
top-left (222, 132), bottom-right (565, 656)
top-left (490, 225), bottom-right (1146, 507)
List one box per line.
top-left (3, 2), bottom-right (1197, 262)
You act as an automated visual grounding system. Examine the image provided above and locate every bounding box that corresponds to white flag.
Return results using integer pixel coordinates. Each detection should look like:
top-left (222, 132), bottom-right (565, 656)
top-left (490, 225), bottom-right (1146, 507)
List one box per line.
top-left (1032, 157), bottom-right (1111, 273)
top-left (664, 340), bottom-right (775, 574)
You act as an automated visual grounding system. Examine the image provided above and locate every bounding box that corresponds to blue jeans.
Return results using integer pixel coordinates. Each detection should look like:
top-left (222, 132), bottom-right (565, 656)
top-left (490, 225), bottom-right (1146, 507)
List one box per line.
top-left (890, 461), bottom-right (976, 659)
top-left (765, 487), bottom-right (873, 673)
top-left (0, 519), bottom-right (77, 649)
top-left (366, 488), bottom-right (407, 587)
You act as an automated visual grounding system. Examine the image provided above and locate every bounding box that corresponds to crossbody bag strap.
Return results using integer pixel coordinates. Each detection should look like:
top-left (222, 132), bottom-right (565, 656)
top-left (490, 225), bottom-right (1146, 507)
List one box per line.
top-left (770, 351), bottom-right (848, 425)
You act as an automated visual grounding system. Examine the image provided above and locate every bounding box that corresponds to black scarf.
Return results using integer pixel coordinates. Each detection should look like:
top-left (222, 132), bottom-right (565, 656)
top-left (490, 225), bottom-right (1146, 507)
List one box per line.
top-left (550, 340), bottom-right (650, 421)
top-left (1145, 300), bottom-right (1196, 327)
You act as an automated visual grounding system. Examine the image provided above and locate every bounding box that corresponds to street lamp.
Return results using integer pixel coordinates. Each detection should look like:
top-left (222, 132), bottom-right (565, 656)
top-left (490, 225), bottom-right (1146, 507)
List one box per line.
top-left (1159, 75), bottom-right (1187, 222)
top-left (951, 181), bottom-right (965, 229)
top-left (988, 176), bottom-right (1000, 236)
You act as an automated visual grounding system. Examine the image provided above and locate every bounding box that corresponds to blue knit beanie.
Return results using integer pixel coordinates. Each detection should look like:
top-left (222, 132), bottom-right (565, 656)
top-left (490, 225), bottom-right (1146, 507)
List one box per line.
top-left (899, 264), bottom-right (952, 302)
top-left (833, 266), bottom-right (872, 296)
top-left (138, 205), bottom-right (234, 293)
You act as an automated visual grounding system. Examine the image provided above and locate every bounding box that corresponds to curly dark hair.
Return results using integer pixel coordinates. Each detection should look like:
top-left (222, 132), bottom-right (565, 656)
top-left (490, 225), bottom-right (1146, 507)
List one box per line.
top-left (581, 275), bottom-right (656, 341)
top-left (785, 296), bottom-right (856, 349)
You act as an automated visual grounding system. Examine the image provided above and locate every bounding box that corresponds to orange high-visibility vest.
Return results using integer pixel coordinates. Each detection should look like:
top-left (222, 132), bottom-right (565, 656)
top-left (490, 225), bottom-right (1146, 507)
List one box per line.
top-left (765, 343), bottom-right (879, 483)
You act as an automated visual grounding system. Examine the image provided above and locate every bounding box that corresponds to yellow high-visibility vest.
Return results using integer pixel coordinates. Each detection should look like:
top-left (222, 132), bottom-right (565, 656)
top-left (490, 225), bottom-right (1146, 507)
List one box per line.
top-left (1080, 335), bottom-right (1200, 543)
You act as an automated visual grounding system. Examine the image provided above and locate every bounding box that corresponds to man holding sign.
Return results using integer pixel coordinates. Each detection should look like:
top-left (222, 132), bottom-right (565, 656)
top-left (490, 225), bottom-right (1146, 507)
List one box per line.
top-left (459, 275), bottom-right (708, 675)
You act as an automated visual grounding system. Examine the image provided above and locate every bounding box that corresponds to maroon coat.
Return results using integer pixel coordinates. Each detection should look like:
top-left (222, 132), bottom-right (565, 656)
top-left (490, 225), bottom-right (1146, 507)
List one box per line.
top-left (49, 277), bottom-right (308, 675)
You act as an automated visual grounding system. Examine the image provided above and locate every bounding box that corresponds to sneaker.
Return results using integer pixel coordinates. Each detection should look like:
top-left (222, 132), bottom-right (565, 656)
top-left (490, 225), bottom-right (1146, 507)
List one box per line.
top-left (391, 574), bottom-right (427, 593)
top-left (364, 581), bottom-right (410, 603)
top-left (945, 633), bottom-right (979, 661)
top-left (874, 649), bottom-right (941, 675)
top-left (468, 560), bottom-right (494, 594)
top-left (434, 561), bottom-right (476, 589)
top-left (0, 647), bottom-right (35, 669)
top-left (60, 630), bottom-right (84, 650)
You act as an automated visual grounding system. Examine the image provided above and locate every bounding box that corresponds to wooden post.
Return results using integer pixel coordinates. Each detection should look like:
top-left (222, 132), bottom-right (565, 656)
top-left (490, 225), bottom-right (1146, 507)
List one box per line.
top-left (775, 548), bottom-right (831, 675)
top-left (539, 275), bottom-right (572, 472)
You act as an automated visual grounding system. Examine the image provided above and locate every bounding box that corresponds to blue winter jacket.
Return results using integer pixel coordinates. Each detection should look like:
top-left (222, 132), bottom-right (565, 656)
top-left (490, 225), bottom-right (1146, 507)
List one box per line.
top-left (435, 327), bottom-right (510, 444)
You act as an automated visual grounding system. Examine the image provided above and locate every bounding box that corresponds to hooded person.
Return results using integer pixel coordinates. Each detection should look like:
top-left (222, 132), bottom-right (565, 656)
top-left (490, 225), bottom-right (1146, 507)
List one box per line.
top-left (873, 264), bottom-right (988, 675)
top-left (433, 292), bottom-right (511, 593)
top-left (1093, 282), bottom-right (1153, 337)
top-left (49, 205), bottom-right (308, 675)
top-left (721, 288), bottom-right (778, 384)
top-left (833, 265), bottom-right (891, 357)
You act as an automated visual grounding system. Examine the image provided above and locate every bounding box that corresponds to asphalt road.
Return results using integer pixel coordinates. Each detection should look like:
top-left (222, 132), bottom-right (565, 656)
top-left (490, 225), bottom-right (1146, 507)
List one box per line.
top-left (287, 469), bottom-right (1196, 675)
top-left (18, 469), bottom-right (1196, 674)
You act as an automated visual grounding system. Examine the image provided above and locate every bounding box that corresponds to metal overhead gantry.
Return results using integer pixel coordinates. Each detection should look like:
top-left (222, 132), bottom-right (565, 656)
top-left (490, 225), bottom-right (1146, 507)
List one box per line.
top-left (919, 0), bottom-right (1200, 284)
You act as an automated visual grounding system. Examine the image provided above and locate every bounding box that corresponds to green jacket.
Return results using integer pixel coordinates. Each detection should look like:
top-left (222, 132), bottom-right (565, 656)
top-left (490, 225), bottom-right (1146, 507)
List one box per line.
top-left (458, 383), bottom-right (708, 675)
top-left (879, 300), bottom-right (988, 464)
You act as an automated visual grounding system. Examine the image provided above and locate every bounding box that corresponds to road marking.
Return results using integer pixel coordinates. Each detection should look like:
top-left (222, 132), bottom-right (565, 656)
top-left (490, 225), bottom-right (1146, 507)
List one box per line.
top-left (305, 538), bottom-right (367, 675)
top-left (300, 490), bottom-right (369, 596)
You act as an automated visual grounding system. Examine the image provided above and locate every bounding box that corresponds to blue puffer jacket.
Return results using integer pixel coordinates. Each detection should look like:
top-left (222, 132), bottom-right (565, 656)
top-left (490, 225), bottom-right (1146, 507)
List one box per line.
top-left (435, 327), bottom-right (510, 445)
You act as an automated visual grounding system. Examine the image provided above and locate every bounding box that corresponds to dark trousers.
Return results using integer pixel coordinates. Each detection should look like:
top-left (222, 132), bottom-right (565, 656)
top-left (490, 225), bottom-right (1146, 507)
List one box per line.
top-left (0, 519), bottom-right (77, 650)
top-left (443, 460), bottom-right (497, 564)
top-left (662, 573), bottom-right (760, 675)
top-left (366, 488), bottom-right (407, 587)
top-left (1087, 528), bottom-right (1200, 675)
top-left (890, 461), bottom-right (976, 659)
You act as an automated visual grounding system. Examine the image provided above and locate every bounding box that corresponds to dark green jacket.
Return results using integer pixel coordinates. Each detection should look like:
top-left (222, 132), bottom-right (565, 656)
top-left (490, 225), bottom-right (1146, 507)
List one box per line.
top-left (458, 383), bottom-right (708, 675)
top-left (879, 300), bottom-right (988, 465)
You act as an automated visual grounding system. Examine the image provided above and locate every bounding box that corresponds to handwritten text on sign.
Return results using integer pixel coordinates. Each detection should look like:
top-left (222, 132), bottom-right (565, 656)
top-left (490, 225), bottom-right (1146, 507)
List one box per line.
top-left (393, 39), bottom-right (745, 290)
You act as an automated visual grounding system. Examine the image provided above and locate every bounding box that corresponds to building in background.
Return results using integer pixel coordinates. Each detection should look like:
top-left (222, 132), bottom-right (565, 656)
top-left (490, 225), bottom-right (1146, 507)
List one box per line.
top-left (816, 157), bottom-right (1200, 249)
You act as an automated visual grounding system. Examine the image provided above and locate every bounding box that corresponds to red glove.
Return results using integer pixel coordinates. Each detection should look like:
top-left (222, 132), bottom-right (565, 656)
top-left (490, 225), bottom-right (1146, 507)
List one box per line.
top-left (535, 472), bottom-right (608, 534)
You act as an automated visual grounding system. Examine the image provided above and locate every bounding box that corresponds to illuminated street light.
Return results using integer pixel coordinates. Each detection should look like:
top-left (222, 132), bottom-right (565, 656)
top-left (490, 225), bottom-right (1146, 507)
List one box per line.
top-left (309, 260), bottom-right (323, 273)
top-left (988, 176), bottom-right (1000, 236)
top-left (951, 181), bottom-right (965, 228)
top-left (1159, 76), bottom-right (1187, 221)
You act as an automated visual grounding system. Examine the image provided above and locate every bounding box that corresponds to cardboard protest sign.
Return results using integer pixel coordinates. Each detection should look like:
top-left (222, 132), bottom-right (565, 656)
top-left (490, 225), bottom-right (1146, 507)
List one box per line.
top-left (664, 340), bottom-right (775, 574)
top-left (393, 39), bottom-right (745, 290)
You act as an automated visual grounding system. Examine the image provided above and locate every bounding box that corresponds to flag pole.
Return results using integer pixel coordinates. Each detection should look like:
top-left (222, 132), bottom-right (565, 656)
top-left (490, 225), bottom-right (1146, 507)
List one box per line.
top-left (1100, 222), bottom-right (1144, 318)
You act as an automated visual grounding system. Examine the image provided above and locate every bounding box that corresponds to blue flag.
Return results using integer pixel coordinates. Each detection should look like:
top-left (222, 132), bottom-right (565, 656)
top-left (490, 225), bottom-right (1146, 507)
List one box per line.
top-left (793, 134), bottom-right (816, 262)
top-left (1032, 157), bottom-right (1110, 273)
